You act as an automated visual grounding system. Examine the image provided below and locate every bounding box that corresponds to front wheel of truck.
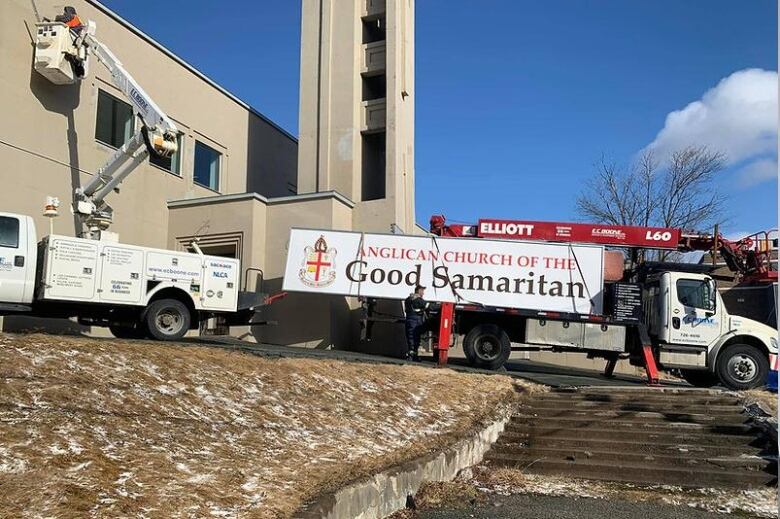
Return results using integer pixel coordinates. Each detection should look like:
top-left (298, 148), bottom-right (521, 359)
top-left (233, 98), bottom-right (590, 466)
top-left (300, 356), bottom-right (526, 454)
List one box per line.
top-left (143, 298), bottom-right (191, 341)
top-left (463, 324), bottom-right (511, 371)
top-left (716, 344), bottom-right (768, 390)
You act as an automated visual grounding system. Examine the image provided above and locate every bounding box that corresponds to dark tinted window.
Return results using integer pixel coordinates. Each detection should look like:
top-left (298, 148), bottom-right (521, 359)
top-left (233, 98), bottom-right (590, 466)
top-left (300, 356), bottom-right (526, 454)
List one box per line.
top-left (95, 89), bottom-right (133, 148)
top-left (676, 279), bottom-right (713, 310)
top-left (0, 217), bottom-right (20, 248)
top-left (194, 141), bottom-right (220, 191)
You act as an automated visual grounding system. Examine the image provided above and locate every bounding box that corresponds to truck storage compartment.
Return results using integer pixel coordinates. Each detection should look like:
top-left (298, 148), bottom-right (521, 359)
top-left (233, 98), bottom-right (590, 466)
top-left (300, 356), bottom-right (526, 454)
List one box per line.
top-left (525, 319), bottom-right (582, 348)
top-left (525, 318), bottom-right (626, 352)
top-left (658, 345), bottom-right (707, 368)
top-left (38, 235), bottom-right (239, 310)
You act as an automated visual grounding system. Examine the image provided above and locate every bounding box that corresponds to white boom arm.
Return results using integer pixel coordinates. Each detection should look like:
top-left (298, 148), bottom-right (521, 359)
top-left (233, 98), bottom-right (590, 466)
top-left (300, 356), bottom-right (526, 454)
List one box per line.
top-left (73, 22), bottom-right (178, 238)
top-left (35, 18), bottom-right (178, 239)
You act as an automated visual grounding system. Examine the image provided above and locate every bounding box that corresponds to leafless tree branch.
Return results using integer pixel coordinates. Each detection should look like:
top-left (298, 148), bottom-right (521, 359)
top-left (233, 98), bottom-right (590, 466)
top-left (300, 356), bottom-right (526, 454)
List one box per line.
top-left (577, 145), bottom-right (727, 259)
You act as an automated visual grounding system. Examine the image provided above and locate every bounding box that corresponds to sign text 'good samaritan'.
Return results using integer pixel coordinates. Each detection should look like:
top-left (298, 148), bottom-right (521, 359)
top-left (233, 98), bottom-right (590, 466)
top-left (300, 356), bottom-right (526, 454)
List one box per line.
top-left (283, 229), bottom-right (605, 314)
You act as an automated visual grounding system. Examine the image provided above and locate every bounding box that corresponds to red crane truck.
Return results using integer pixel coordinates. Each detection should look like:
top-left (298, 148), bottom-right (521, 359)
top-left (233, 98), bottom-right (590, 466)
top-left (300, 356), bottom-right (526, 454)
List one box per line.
top-left (426, 216), bottom-right (777, 390)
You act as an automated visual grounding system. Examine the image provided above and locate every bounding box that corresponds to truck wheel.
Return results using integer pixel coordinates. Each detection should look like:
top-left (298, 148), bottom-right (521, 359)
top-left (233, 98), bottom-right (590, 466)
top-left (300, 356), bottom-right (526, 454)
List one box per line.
top-left (109, 324), bottom-right (146, 340)
top-left (680, 369), bottom-right (719, 388)
top-left (463, 324), bottom-right (511, 370)
top-left (716, 344), bottom-right (769, 390)
top-left (144, 299), bottom-right (190, 341)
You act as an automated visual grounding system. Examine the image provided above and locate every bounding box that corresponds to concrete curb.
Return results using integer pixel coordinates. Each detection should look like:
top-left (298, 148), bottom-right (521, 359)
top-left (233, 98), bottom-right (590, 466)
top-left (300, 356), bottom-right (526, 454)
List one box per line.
top-left (296, 405), bottom-right (514, 519)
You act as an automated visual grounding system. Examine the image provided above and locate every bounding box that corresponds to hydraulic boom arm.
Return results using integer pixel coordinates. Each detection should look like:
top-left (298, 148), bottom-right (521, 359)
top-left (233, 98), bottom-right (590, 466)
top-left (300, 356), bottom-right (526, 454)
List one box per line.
top-left (34, 11), bottom-right (178, 238)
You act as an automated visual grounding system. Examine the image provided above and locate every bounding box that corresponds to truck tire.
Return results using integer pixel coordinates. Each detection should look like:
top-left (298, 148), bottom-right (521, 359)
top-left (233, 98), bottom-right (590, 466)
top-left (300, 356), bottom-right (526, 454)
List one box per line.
top-left (109, 324), bottom-right (147, 340)
top-left (716, 344), bottom-right (769, 390)
top-left (143, 298), bottom-right (190, 341)
top-left (463, 324), bottom-right (511, 370)
top-left (680, 369), bottom-right (719, 388)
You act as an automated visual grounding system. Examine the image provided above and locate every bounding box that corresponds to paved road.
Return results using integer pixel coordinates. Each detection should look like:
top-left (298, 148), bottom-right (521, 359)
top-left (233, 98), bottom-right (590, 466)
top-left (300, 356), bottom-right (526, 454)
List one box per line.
top-left (186, 335), bottom-right (685, 388)
top-left (416, 493), bottom-right (721, 519)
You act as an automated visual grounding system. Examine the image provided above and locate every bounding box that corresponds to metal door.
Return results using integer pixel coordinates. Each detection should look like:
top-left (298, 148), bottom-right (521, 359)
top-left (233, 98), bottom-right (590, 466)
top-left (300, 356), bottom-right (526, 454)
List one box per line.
top-left (0, 215), bottom-right (28, 303)
top-left (668, 276), bottom-right (722, 346)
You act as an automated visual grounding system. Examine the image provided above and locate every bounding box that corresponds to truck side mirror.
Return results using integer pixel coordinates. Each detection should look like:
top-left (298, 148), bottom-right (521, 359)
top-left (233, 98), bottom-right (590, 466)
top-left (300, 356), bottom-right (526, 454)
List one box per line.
top-left (706, 278), bottom-right (717, 312)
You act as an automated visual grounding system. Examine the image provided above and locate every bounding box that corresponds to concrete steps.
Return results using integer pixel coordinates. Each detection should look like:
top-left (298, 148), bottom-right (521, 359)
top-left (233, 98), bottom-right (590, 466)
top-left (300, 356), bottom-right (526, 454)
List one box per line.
top-left (515, 407), bottom-right (749, 424)
top-left (537, 391), bottom-right (741, 406)
top-left (487, 387), bottom-right (778, 489)
top-left (505, 418), bottom-right (758, 435)
top-left (495, 436), bottom-right (766, 457)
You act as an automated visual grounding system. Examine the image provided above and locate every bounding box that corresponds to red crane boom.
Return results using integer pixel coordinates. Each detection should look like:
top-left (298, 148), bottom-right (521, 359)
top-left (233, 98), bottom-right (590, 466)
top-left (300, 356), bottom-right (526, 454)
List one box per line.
top-left (430, 215), bottom-right (777, 284)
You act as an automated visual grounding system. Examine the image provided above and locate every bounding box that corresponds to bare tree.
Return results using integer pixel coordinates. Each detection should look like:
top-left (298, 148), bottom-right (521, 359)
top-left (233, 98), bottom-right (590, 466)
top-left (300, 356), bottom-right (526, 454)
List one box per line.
top-left (578, 146), bottom-right (726, 229)
top-left (576, 146), bottom-right (727, 260)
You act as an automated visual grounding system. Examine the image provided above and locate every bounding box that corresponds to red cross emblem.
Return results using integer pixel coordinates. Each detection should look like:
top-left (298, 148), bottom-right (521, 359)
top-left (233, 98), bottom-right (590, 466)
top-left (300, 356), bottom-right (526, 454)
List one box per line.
top-left (299, 235), bottom-right (337, 288)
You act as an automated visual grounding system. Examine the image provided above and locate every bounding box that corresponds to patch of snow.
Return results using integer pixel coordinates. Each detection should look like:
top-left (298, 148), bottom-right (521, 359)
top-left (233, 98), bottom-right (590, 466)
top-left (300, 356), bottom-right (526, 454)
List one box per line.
top-left (115, 472), bottom-right (133, 485)
top-left (156, 384), bottom-right (179, 396)
top-left (48, 445), bottom-right (68, 455)
top-left (176, 462), bottom-right (192, 474)
top-left (0, 457), bottom-right (27, 474)
top-left (187, 473), bottom-right (214, 484)
top-left (67, 439), bottom-right (84, 454)
top-left (68, 461), bottom-right (92, 472)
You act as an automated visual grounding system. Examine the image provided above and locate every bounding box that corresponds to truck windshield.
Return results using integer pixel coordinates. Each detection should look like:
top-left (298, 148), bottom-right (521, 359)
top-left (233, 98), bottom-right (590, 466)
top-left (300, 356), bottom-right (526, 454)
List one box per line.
top-left (676, 279), bottom-right (715, 311)
top-left (0, 217), bottom-right (19, 248)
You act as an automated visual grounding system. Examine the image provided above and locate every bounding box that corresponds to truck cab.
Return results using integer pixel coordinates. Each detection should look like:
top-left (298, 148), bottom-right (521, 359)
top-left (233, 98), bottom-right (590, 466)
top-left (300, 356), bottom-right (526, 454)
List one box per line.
top-left (645, 269), bottom-right (777, 389)
top-left (0, 213), bottom-right (37, 307)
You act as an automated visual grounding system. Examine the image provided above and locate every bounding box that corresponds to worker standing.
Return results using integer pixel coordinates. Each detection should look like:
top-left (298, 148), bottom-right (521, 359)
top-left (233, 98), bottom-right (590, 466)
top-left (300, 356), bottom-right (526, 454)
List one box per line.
top-left (55, 6), bottom-right (84, 32)
top-left (404, 285), bottom-right (428, 361)
top-left (54, 6), bottom-right (86, 78)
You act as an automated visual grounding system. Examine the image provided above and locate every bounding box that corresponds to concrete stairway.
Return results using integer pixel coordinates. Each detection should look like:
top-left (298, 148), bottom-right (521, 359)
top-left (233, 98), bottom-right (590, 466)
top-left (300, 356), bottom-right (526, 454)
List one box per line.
top-left (485, 387), bottom-right (778, 488)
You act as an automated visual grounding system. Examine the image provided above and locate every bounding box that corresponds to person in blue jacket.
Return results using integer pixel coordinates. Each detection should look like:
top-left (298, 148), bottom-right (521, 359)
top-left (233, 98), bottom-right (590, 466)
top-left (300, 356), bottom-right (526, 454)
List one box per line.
top-left (404, 285), bottom-right (429, 361)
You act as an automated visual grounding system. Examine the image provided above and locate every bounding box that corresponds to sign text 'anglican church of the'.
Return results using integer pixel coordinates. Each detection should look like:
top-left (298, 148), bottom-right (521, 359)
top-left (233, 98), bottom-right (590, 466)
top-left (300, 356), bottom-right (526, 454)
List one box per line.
top-left (282, 228), bottom-right (605, 315)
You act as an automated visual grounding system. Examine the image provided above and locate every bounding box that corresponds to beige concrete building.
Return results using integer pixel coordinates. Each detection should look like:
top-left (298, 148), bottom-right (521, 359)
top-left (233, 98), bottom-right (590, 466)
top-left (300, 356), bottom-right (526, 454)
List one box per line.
top-left (0, 0), bottom-right (298, 248)
top-left (298, 0), bottom-right (415, 235)
top-left (1, 0), bottom-right (416, 354)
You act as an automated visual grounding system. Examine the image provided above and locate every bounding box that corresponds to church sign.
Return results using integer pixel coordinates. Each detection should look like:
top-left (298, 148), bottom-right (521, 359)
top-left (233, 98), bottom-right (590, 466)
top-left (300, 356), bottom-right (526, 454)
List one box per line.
top-left (283, 228), bottom-right (605, 315)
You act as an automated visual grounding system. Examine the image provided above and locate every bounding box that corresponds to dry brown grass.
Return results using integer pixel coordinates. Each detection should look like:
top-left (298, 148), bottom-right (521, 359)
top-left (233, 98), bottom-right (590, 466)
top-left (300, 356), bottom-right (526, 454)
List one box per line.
top-left (414, 479), bottom-right (486, 509)
top-left (0, 333), bottom-right (530, 518)
top-left (477, 467), bottom-right (527, 488)
top-left (385, 479), bottom-right (486, 518)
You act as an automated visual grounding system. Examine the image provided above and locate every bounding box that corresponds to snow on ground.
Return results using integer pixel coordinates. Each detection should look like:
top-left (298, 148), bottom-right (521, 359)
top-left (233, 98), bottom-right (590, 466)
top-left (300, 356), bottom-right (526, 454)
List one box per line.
top-left (0, 333), bottom-right (527, 518)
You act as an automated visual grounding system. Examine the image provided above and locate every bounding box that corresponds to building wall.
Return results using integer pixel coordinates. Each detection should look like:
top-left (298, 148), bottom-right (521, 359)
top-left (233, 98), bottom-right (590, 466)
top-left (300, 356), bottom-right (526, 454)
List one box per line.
top-left (0, 0), bottom-right (296, 249)
top-left (298, 0), bottom-right (416, 235)
top-left (167, 192), bottom-right (359, 349)
top-left (246, 114), bottom-right (299, 198)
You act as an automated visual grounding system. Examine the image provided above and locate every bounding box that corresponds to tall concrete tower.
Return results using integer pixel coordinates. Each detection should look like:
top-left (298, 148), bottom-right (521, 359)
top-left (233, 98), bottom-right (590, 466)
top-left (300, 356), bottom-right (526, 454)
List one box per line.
top-left (298, 0), bottom-right (415, 234)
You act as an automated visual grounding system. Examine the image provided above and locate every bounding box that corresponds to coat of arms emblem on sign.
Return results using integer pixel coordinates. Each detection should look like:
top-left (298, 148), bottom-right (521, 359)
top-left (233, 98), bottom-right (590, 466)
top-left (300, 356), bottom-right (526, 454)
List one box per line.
top-left (299, 235), bottom-right (337, 288)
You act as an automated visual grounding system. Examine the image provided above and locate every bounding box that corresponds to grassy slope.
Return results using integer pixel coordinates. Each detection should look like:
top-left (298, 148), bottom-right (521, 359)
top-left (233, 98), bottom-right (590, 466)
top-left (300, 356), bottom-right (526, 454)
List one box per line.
top-left (0, 334), bottom-right (531, 518)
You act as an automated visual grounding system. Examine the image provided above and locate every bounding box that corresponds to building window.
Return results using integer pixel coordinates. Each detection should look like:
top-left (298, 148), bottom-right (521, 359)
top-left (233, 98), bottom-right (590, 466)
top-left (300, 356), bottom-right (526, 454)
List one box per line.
top-left (194, 141), bottom-right (221, 191)
top-left (361, 132), bottom-right (386, 201)
top-left (150, 134), bottom-right (183, 175)
top-left (0, 216), bottom-right (19, 248)
top-left (95, 89), bottom-right (133, 148)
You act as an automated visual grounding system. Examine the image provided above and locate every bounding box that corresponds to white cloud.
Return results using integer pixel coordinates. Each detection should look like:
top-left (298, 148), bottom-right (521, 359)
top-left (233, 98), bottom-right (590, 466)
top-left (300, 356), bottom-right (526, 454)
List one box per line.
top-left (646, 68), bottom-right (778, 174)
top-left (736, 157), bottom-right (777, 187)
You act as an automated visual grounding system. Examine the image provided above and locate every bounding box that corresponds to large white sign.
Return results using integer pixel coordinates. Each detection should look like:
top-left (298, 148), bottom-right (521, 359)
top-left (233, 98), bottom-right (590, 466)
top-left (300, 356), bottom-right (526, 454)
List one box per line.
top-left (282, 228), bottom-right (605, 314)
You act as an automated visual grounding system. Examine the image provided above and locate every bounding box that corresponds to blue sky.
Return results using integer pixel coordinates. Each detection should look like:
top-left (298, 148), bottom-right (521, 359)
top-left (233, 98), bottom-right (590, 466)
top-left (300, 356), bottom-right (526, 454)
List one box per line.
top-left (101, 0), bottom-right (777, 235)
